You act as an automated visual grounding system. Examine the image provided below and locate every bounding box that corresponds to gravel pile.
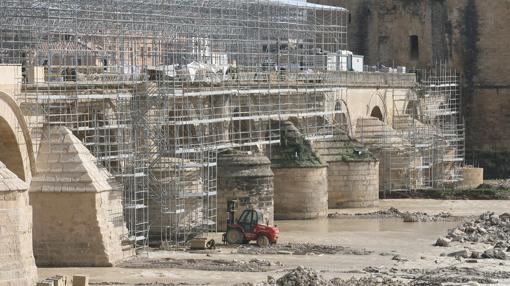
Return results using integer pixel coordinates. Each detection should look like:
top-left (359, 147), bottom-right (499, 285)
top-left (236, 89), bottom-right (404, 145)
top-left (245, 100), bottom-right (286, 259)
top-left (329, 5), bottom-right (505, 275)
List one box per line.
top-left (329, 207), bottom-right (453, 222)
top-left (435, 212), bottom-right (510, 260)
top-left (276, 266), bottom-right (331, 286)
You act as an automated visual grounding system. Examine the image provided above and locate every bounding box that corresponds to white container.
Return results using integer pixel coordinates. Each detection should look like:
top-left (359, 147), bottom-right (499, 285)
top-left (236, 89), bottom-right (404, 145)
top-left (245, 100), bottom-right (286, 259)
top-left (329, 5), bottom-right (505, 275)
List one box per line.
top-left (351, 55), bottom-right (364, 72)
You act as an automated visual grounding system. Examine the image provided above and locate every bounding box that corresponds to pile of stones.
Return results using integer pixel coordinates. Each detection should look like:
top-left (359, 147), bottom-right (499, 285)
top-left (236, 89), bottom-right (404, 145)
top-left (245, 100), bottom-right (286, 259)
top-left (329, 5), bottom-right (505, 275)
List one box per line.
top-left (435, 212), bottom-right (510, 260)
top-left (276, 266), bottom-right (331, 286)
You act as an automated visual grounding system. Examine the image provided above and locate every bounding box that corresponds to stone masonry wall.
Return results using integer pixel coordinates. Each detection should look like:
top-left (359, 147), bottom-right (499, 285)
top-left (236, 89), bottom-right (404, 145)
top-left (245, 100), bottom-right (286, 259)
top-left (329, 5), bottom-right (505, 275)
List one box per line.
top-left (0, 162), bottom-right (37, 286)
top-left (273, 166), bottom-right (328, 220)
top-left (0, 192), bottom-right (37, 286)
top-left (310, 0), bottom-right (510, 178)
top-left (29, 126), bottom-right (128, 266)
top-left (328, 161), bottom-right (379, 208)
top-left (447, 0), bottom-right (510, 178)
top-left (217, 152), bottom-right (274, 231)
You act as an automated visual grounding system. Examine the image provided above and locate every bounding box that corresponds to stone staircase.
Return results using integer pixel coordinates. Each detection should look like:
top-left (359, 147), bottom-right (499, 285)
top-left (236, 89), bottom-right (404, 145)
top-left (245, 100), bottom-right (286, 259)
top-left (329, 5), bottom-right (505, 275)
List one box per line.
top-left (314, 127), bottom-right (375, 163)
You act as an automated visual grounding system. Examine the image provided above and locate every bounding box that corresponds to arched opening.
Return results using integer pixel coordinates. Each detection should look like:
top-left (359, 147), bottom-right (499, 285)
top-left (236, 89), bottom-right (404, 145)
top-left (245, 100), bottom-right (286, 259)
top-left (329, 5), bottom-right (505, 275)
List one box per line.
top-left (0, 117), bottom-right (25, 179)
top-left (370, 106), bottom-right (384, 121)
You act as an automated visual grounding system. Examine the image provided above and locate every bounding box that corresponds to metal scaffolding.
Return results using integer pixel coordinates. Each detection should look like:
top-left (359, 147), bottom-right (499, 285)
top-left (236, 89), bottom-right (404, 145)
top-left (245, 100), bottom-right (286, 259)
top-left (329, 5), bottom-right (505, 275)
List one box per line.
top-left (0, 0), bottom-right (348, 246)
top-left (356, 63), bottom-right (465, 193)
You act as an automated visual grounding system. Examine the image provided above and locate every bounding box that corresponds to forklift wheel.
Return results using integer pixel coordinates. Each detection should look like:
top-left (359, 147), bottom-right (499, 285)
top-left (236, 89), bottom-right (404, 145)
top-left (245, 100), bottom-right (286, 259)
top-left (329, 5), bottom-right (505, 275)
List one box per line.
top-left (225, 228), bottom-right (243, 244)
top-left (256, 235), bottom-right (270, 247)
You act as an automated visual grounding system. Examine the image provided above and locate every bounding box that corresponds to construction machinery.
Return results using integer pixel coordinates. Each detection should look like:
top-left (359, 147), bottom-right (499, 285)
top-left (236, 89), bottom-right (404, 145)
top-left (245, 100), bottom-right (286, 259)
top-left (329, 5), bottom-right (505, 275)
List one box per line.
top-left (223, 200), bottom-right (279, 247)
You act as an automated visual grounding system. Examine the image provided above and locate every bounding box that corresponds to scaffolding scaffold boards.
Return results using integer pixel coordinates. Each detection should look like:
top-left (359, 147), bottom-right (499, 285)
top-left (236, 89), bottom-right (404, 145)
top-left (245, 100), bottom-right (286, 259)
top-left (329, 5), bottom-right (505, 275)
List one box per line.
top-left (1, 0), bottom-right (348, 246)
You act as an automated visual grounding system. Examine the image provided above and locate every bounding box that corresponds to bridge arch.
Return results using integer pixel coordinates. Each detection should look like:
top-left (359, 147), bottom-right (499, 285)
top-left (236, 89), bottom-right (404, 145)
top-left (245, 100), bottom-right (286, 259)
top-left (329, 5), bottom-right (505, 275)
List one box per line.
top-left (334, 99), bottom-right (353, 136)
top-left (0, 91), bottom-right (35, 181)
top-left (370, 106), bottom-right (384, 121)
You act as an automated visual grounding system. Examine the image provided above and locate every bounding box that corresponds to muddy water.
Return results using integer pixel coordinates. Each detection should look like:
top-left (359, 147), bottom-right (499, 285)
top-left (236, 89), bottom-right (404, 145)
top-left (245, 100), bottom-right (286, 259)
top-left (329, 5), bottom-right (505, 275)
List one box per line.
top-left (277, 217), bottom-right (458, 233)
top-left (276, 218), bottom-right (459, 257)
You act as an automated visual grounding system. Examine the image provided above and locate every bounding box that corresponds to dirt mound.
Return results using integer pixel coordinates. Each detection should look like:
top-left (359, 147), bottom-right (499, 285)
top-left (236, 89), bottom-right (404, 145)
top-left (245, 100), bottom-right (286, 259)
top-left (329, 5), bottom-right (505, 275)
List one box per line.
top-left (329, 207), bottom-right (453, 222)
top-left (276, 266), bottom-right (331, 286)
top-left (236, 243), bottom-right (372, 256)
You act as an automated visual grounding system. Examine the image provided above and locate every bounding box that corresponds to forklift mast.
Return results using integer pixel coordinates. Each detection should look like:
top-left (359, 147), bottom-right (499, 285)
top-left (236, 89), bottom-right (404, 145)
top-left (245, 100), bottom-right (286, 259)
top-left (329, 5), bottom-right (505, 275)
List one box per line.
top-left (226, 200), bottom-right (237, 226)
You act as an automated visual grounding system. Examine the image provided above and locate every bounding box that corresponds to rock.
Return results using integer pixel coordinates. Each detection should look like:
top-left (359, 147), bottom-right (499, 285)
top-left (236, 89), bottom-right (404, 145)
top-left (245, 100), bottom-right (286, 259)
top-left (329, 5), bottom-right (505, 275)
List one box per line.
top-left (483, 248), bottom-right (508, 260)
top-left (267, 276), bottom-right (276, 284)
top-left (451, 229), bottom-right (466, 238)
top-left (403, 213), bottom-right (419, 222)
top-left (435, 237), bottom-right (451, 247)
top-left (499, 213), bottom-right (510, 221)
top-left (277, 250), bottom-right (293, 255)
top-left (477, 227), bottom-right (488, 234)
top-left (471, 251), bottom-right (482, 259)
top-left (363, 266), bottom-right (380, 273)
top-left (490, 216), bottom-right (501, 225)
top-left (448, 249), bottom-right (471, 258)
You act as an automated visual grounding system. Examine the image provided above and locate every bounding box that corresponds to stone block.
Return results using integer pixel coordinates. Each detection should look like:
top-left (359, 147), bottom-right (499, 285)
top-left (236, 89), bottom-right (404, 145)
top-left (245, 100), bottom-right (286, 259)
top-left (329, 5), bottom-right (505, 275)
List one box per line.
top-left (72, 275), bottom-right (89, 286)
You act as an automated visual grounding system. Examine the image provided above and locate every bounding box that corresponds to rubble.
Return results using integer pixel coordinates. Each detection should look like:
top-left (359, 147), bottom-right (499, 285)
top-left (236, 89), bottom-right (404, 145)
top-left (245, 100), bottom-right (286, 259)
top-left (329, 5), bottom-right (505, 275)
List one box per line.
top-left (447, 249), bottom-right (471, 258)
top-left (329, 207), bottom-right (454, 222)
top-left (434, 237), bottom-right (451, 247)
top-left (400, 266), bottom-right (510, 285)
top-left (236, 243), bottom-right (373, 256)
top-left (435, 212), bottom-right (510, 260)
top-left (276, 266), bottom-right (331, 286)
top-left (119, 257), bottom-right (280, 272)
top-left (330, 277), bottom-right (408, 286)
top-left (483, 248), bottom-right (508, 260)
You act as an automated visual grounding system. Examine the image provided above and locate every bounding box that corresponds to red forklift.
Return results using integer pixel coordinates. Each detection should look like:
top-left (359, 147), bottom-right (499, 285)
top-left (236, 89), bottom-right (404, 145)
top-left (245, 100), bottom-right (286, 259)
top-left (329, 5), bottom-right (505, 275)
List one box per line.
top-left (223, 200), bottom-right (279, 247)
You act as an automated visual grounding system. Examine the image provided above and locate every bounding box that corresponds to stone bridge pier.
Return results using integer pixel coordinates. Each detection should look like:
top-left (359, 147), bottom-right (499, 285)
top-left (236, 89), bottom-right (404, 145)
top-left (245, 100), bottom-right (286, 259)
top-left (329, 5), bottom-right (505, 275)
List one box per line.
top-left (0, 90), bottom-right (37, 285)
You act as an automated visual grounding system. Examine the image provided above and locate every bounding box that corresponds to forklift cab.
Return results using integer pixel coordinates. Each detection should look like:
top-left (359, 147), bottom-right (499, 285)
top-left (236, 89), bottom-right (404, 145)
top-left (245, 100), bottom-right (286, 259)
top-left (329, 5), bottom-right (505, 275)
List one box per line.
top-left (237, 209), bottom-right (264, 232)
top-left (224, 200), bottom-right (279, 246)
